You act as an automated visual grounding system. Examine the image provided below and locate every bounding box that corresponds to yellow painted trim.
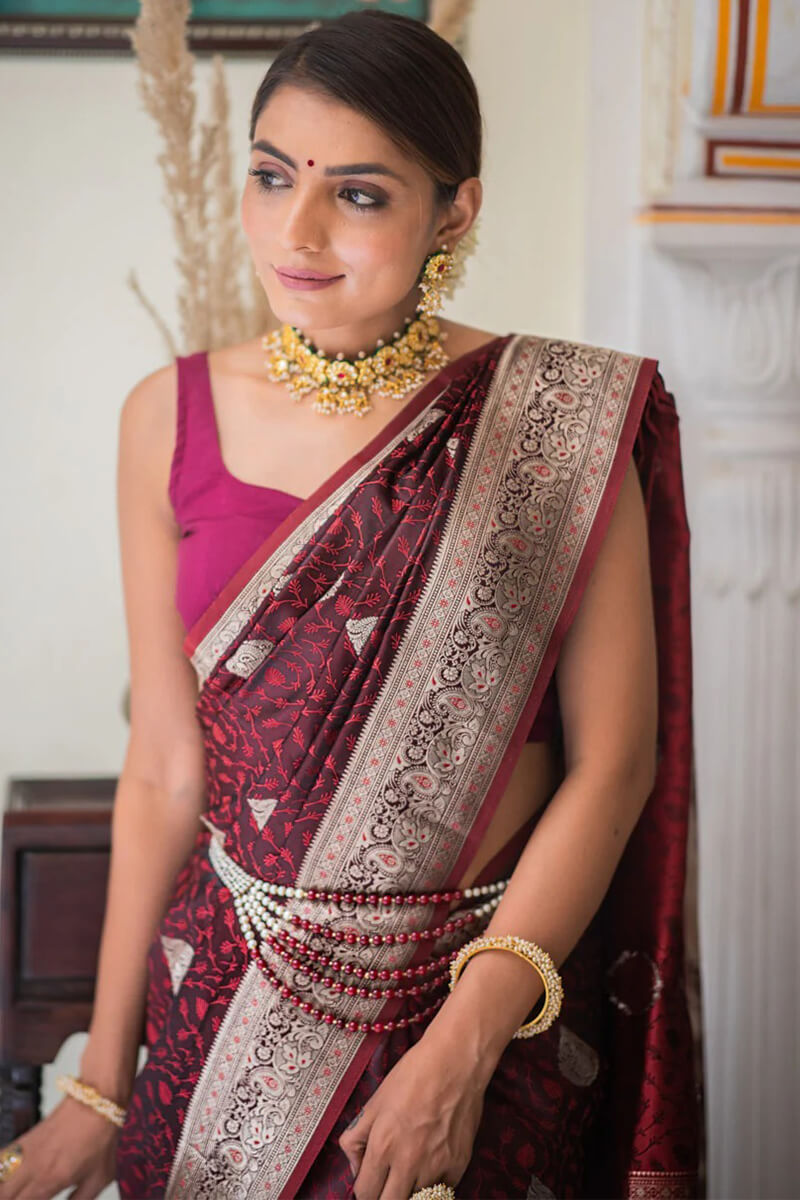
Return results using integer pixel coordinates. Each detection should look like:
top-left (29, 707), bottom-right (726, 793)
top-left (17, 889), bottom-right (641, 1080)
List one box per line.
top-left (719, 152), bottom-right (800, 170)
top-left (745, 102), bottom-right (800, 114)
top-left (748, 0), bottom-right (769, 110)
top-left (745, 103), bottom-right (800, 113)
top-left (636, 209), bottom-right (800, 224)
top-left (712, 0), bottom-right (731, 115)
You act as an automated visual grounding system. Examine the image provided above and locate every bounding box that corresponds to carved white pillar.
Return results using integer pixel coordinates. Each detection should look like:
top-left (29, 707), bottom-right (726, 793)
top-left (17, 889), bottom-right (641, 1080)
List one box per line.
top-left (586, 1), bottom-right (800, 1192)
top-left (647, 237), bottom-right (800, 1200)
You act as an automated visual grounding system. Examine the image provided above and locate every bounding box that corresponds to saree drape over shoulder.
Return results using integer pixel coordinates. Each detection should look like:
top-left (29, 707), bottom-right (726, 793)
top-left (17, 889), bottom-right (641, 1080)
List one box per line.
top-left (117, 334), bottom-right (705, 1199)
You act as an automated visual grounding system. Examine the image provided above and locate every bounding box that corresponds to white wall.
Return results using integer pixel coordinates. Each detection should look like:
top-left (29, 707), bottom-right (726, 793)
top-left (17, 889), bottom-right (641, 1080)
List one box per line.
top-left (0, 5), bottom-right (589, 1194)
top-left (455, 0), bottom-right (589, 340)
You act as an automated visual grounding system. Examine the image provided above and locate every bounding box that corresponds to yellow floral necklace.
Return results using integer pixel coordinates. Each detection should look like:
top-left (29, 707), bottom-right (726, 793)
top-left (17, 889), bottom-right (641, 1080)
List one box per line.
top-left (261, 249), bottom-right (454, 417)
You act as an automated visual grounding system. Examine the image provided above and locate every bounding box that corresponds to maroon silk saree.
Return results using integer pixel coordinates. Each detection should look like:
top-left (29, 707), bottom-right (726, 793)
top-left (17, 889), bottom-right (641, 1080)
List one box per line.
top-left (116, 333), bottom-right (704, 1199)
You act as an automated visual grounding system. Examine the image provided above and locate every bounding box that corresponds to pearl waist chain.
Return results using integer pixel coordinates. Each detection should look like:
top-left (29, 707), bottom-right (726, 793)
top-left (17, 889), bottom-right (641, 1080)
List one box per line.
top-left (206, 826), bottom-right (509, 1035)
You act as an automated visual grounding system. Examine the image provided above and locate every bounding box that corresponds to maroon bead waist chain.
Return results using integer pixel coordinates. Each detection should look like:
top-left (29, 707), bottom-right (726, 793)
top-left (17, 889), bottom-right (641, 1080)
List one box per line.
top-left (208, 830), bottom-right (508, 1035)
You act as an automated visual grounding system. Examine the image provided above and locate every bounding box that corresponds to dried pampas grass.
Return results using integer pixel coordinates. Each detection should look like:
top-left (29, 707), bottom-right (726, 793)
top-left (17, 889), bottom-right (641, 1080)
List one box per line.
top-left (127, 0), bottom-right (271, 356)
top-left (430, 0), bottom-right (474, 48)
top-left (127, 0), bottom-right (474, 360)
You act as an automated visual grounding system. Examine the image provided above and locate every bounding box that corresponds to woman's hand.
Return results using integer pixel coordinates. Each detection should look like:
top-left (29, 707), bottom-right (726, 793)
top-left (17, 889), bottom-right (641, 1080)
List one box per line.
top-left (338, 1030), bottom-right (488, 1200)
top-left (0, 1097), bottom-right (118, 1200)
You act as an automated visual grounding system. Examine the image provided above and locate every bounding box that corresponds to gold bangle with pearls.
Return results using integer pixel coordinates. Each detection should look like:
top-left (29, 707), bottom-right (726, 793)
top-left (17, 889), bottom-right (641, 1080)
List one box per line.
top-left (55, 1074), bottom-right (128, 1128)
top-left (448, 934), bottom-right (564, 1038)
top-left (410, 1185), bottom-right (456, 1200)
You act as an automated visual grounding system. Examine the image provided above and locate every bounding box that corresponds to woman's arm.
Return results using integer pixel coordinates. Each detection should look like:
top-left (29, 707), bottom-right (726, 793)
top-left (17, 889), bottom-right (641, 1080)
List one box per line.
top-left (1, 366), bottom-right (207, 1200)
top-left (79, 363), bottom-right (207, 1101)
top-left (340, 456), bottom-right (659, 1200)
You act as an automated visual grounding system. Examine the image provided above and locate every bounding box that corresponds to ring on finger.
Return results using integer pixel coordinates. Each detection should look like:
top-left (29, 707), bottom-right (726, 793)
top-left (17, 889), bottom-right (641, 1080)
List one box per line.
top-left (0, 1142), bottom-right (24, 1182)
top-left (410, 1185), bottom-right (455, 1200)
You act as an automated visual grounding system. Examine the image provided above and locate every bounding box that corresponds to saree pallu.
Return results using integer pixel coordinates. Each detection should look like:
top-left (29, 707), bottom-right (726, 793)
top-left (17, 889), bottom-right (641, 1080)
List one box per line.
top-left (116, 333), bottom-right (705, 1199)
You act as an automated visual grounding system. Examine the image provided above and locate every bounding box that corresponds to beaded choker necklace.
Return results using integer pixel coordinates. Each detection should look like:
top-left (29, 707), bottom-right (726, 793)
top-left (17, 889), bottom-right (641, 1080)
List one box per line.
top-left (262, 312), bottom-right (449, 418)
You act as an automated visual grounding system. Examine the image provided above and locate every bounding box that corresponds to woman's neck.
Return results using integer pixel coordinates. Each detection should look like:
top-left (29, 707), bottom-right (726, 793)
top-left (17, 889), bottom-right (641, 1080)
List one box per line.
top-left (291, 292), bottom-right (423, 360)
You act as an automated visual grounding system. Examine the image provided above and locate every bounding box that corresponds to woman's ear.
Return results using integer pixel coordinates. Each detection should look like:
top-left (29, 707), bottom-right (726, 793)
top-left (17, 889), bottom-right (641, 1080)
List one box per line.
top-left (434, 176), bottom-right (482, 250)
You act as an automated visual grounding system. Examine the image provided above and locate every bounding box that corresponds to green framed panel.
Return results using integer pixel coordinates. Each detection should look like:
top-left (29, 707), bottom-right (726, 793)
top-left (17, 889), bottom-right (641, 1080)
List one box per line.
top-left (0, 0), bottom-right (430, 54)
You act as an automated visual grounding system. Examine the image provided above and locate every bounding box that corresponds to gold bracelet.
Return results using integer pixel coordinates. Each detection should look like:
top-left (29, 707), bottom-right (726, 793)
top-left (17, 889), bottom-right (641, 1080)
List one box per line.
top-left (448, 934), bottom-right (564, 1038)
top-left (55, 1074), bottom-right (128, 1128)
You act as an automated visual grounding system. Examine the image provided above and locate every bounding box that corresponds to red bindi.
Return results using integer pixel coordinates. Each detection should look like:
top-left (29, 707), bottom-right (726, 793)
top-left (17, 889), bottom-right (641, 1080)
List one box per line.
top-left (307, 159), bottom-right (315, 167)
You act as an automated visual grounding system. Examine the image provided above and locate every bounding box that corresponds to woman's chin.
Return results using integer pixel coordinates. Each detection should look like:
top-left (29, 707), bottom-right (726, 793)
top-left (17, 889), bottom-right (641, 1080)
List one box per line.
top-left (265, 294), bottom-right (343, 334)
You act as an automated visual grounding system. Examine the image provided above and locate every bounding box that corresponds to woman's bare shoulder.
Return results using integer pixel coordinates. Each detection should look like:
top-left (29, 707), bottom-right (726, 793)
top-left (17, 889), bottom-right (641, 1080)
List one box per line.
top-left (118, 361), bottom-right (181, 518)
top-left (120, 360), bottom-right (177, 441)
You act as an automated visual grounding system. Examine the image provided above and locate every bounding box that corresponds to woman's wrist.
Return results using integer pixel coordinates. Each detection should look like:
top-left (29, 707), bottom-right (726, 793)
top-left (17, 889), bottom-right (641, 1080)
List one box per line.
top-left (420, 943), bottom-right (547, 1084)
top-left (78, 1039), bottom-right (138, 1107)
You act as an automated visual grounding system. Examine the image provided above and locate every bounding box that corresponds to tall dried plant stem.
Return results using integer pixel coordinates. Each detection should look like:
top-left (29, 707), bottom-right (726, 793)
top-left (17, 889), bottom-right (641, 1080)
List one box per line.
top-left (430, 0), bottom-right (474, 46)
top-left (127, 269), bottom-right (177, 359)
top-left (207, 54), bottom-right (253, 347)
top-left (205, 47), bottom-right (273, 344)
top-left (129, 0), bottom-right (213, 353)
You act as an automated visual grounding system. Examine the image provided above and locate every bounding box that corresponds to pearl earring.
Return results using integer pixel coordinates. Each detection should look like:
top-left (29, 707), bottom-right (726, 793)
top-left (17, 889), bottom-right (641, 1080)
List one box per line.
top-left (417, 243), bottom-right (456, 318)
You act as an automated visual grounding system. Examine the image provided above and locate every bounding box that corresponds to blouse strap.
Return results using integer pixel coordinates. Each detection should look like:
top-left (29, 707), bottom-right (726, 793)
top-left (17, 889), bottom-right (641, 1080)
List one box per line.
top-left (169, 351), bottom-right (224, 514)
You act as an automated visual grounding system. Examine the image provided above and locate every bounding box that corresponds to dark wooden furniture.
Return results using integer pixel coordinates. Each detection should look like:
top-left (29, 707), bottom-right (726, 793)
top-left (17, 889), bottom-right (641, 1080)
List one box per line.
top-left (0, 777), bottom-right (116, 1143)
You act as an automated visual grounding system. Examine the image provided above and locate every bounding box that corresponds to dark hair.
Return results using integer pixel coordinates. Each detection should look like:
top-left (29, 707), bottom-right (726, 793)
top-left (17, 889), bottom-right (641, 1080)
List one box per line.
top-left (249, 9), bottom-right (482, 208)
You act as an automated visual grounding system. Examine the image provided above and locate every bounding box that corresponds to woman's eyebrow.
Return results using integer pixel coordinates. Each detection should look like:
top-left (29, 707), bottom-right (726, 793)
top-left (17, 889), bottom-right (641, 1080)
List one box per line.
top-left (250, 138), bottom-right (407, 183)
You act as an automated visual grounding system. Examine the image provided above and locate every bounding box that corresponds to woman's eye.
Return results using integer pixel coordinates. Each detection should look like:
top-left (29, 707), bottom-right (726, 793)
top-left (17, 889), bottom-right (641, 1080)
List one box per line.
top-left (339, 186), bottom-right (384, 211)
top-left (248, 167), bottom-right (287, 191)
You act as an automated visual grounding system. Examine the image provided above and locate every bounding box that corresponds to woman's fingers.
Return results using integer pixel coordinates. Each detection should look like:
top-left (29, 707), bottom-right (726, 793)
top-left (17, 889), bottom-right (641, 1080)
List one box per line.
top-left (338, 1106), bottom-right (371, 1179)
top-left (67, 1172), bottom-right (104, 1200)
top-left (351, 1137), bottom-right (390, 1200)
top-left (379, 1162), bottom-right (418, 1200)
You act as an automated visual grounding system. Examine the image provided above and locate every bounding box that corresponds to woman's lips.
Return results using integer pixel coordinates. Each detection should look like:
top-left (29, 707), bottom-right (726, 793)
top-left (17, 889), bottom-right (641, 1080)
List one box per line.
top-left (274, 267), bottom-right (344, 291)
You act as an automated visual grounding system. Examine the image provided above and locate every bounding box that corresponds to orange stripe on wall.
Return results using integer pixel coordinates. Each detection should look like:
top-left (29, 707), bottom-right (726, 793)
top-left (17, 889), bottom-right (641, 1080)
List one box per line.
top-left (636, 209), bottom-right (800, 225)
top-left (720, 153), bottom-right (800, 170)
top-left (748, 0), bottom-right (769, 111)
top-left (712, 0), bottom-right (732, 115)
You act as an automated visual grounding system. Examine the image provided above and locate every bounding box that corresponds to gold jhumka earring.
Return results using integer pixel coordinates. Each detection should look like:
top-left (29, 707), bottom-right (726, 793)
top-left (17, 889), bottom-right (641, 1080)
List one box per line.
top-left (262, 238), bottom-right (467, 418)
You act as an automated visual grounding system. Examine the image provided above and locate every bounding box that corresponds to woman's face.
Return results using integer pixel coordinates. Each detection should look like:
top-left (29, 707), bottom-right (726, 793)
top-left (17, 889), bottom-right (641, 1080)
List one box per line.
top-left (241, 84), bottom-right (464, 349)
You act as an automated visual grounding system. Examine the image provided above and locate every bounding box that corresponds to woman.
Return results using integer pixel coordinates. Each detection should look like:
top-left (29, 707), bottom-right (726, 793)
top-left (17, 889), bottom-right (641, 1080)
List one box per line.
top-left (0, 10), bottom-right (702, 1199)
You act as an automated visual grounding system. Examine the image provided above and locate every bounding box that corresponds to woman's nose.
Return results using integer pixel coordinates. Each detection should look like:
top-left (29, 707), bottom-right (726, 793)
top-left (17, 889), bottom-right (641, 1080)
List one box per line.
top-left (279, 187), bottom-right (326, 253)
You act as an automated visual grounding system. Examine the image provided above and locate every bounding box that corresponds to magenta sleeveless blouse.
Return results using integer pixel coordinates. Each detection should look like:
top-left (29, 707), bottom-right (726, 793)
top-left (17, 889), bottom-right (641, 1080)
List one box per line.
top-left (168, 351), bottom-right (561, 743)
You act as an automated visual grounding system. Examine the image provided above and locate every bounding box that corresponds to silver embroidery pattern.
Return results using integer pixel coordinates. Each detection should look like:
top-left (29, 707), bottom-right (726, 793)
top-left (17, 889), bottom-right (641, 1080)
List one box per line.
top-left (167, 337), bottom-right (645, 1198)
top-left (245, 796), bottom-right (277, 832)
top-left (223, 638), bottom-right (275, 678)
top-left (405, 405), bottom-right (445, 441)
top-left (160, 936), bottom-right (194, 996)
top-left (606, 948), bottom-right (665, 1015)
top-left (345, 615), bottom-right (378, 655)
top-left (628, 1173), bottom-right (696, 1199)
top-left (318, 569), bottom-right (348, 606)
top-left (557, 1025), bottom-right (600, 1086)
top-left (526, 1173), bottom-right (556, 1198)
